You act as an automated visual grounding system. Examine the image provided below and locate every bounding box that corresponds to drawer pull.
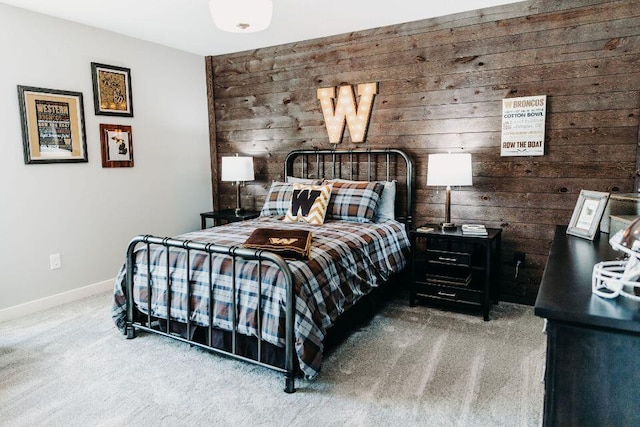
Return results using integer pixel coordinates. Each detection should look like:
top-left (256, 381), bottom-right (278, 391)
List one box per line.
top-left (438, 257), bottom-right (458, 262)
top-left (437, 291), bottom-right (456, 298)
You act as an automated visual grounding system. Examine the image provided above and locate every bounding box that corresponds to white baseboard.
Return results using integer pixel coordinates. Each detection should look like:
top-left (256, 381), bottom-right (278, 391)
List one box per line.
top-left (0, 278), bottom-right (114, 323)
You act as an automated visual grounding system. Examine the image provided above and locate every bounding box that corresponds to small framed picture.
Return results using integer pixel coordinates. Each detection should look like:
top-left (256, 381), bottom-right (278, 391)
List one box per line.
top-left (91, 62), bottom-right (133, 117)
top-left (99, 124), bottom-right (134, 168)
top-left (567, 190), bottom-right (610, 240)
top-left (17, 85), bottom-right (88, 164)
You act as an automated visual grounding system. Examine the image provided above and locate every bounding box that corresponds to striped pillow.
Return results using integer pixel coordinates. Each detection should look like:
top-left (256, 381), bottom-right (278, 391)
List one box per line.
top-left (284, 183), bottom-right (333, 225)
top-left (260, 182), bottom-right (294, 217)
top-left (326, 181), bottom-right (384, 223)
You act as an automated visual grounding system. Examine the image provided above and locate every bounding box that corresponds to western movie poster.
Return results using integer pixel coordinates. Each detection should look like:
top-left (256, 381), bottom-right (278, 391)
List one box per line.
top-left (501, 95), bottom-right (547, 157)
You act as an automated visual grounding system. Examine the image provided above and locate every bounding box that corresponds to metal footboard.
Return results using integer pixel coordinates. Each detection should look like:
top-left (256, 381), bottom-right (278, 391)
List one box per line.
top-left (124, 234), bottom-right (297, 393)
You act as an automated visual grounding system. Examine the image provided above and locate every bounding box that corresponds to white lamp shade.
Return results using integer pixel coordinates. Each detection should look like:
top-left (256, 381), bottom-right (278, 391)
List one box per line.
top-left (221, 156), bottom-right (254, 182)
top-left (427, 153), bottom-right (473, 187)
top-left (209, 0), bottom-right (273, 33)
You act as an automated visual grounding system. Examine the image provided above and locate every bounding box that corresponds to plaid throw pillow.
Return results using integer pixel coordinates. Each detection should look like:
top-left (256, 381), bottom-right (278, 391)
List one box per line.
top-left (260, 182), bottom-right (294, 217)
top-left (329, 179), bottom-right (397, 221)
top-left (326, 181), bottom-right (384, 223)
top-left (284, 183), bottom-right (333, 225)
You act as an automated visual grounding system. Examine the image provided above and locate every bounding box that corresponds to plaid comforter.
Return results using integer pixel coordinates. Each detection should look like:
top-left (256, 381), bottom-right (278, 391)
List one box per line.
top-left (112, 216), bottom-right (409, 378)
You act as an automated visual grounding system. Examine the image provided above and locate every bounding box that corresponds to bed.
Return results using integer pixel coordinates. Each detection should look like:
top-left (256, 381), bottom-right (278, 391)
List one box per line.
top-left (112, 148), bottom-right (414, 393)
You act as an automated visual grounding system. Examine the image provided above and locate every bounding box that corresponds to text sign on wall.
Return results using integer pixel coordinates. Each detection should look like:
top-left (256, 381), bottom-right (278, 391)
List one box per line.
top-left (501, 95), bottom-right (547, 156)
top-left (317, 82), bottom-right (377, 144)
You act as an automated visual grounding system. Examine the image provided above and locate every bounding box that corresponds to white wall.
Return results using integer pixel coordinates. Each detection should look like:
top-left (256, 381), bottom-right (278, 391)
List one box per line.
top-left (0, 4), bottom-right (212, 312)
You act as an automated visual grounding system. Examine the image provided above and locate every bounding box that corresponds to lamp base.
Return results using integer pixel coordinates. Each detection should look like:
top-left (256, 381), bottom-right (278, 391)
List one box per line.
top-left (234, 181), bottom-right (245, 216)
top-left (440, 187), bottom-right (457, 230)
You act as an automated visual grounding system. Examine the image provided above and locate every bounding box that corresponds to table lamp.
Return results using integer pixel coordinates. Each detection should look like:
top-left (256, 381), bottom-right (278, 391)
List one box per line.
top-left (221, 154), bottom-right (255, 215)
top-left (427, 152), bottom-right (472, 229)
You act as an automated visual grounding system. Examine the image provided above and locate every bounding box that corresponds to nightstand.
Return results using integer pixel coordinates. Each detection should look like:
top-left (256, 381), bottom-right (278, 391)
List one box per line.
top-left (200, 209), bottom-right (260, 229)
top-left (410, 224), bottom-right (502, 321)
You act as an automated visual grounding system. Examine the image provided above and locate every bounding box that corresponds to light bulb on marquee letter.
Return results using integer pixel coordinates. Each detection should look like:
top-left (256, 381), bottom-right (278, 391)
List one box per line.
top-left (317, 82), bottom-right (377, 144)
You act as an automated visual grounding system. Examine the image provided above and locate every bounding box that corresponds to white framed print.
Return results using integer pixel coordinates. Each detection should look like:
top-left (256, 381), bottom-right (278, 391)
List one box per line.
top-left (566, 190), bottom-right (609, 240)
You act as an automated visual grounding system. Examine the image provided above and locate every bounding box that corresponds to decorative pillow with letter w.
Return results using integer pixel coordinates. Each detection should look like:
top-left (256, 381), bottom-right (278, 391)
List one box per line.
top-left (284, 183), bottom-right (333, 225)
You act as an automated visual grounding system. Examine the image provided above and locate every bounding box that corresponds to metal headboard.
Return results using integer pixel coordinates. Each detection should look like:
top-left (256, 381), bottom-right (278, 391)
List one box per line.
top-left (284, 149), bottom-right (414, 228)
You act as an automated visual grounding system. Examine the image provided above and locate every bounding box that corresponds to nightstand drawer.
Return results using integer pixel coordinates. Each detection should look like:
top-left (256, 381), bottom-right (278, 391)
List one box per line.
top-left (426, 249), bottom-right (471, 267)
top-left (415, 282), bottom-right (483, 304)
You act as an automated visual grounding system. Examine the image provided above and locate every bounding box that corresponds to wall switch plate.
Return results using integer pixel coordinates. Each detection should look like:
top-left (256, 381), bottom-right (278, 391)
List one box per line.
top-left (50, 253), bottom-right (61, 270)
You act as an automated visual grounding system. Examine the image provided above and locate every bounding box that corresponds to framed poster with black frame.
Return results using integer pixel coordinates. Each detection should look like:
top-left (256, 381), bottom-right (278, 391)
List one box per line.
top-left (17, 85), bottom-right (88, 164)
top-left (566, 190), bottom-right (610, 240)
top-left (91, 62), bottom-right (133, 117)
top-left (99, 124), bottom-right (134, 168)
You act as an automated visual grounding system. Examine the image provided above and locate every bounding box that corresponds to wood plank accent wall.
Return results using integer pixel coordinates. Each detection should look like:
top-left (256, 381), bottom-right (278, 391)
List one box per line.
top-left (206, 0), bottom-right (640, 304)
top-left (205, 56), bottom-right (220, 211)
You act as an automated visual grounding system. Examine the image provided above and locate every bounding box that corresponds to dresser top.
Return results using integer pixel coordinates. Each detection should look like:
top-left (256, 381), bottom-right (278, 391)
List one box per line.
top-left (534, 225), bottom-right (640, 333)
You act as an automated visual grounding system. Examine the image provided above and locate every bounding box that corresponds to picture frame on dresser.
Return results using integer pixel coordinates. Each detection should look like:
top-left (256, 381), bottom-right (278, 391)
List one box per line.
top-left (566, 190), bottom-right (609, 240)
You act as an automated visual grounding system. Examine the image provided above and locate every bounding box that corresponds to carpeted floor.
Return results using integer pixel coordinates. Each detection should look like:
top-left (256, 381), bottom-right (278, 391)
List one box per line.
top-left (0, 291), bottom-right (545, 426)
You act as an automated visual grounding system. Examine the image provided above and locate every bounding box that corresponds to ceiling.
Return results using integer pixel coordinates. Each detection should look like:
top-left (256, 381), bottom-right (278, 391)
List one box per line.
top-left (0, 0), bottom-right (524, 56)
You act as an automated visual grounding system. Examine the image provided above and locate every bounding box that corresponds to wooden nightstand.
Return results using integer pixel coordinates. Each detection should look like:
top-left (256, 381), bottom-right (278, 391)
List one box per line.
top-left (200, 209), bottom-right (260, 229)
top-left (410, 224), bottom-right (502, 321)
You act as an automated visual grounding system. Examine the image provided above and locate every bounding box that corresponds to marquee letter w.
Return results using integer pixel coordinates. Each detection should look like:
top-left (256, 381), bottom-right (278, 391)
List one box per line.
top-left (317, 82), bottom-right (377, 143)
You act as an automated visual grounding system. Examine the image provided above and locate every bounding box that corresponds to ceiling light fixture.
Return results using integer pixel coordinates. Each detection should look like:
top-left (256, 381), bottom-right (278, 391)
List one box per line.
top-left (209, 0), bottom-right (273, 33)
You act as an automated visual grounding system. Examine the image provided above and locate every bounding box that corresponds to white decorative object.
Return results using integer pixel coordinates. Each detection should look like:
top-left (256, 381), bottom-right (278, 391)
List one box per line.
top-left (209, 0), bottom-right (273, 33)
top-left (592, 217), bottom-right (640, 301)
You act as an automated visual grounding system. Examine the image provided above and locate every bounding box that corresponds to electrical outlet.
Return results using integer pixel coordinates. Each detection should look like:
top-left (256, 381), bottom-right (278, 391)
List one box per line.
top-left (514, 252), bottom-right (525, 267)
top-left (50, 253), bottom-right (61, 270)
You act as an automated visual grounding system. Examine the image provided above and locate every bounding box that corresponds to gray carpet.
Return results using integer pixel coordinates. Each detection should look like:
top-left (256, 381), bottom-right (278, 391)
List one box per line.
top-left (0, 291), bottom-right (545, 426)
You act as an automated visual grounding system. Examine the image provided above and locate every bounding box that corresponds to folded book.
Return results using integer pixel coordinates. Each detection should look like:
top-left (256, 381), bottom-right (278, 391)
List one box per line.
top-left (242, 228), bottom-right (312, 260)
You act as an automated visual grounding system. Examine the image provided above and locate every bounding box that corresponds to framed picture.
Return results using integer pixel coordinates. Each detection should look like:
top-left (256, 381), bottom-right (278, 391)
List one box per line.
top-left (99, 124), bottom-right (134, 168)
top-left (567, 190), bottom-right (610, 240)
top-left (17, 85), bottom-right (88, 164)
top-left (91, 62), bottom-right (133, 117)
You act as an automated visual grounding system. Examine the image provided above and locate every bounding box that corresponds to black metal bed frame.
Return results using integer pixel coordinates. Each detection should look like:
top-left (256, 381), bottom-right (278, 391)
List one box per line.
top-left (124, 148), bottom-right (414, 394)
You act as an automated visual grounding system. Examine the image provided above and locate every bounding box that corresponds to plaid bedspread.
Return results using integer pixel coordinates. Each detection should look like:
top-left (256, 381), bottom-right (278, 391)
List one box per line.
top-left (112, 216), bottom-right (409, 378)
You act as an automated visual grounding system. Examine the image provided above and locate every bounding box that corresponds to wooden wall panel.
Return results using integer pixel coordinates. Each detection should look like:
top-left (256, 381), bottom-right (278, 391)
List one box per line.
top-left (206, 0), bottom-right (640, 304)
top-left (205, 56), bottom-right (219, 211)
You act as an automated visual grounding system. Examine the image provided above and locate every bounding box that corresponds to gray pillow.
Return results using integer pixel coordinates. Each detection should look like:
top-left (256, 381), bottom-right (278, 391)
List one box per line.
top-left (375, 180), bottom-right (396, 221)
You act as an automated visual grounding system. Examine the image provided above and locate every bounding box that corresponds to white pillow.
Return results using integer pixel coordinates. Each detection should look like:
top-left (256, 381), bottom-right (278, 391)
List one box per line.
top-left (328, 178), bottom-right (396, 221)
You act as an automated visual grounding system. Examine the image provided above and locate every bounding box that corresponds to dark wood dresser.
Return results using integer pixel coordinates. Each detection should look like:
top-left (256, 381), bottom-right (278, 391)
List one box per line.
top-left (535, 225), bottom-right (640, 426)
